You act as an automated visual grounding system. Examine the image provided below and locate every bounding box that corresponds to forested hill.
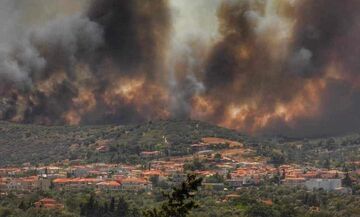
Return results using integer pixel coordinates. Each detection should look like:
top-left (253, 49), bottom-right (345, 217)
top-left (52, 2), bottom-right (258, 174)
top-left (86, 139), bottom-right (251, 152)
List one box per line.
top-left (0, 120), bottom-right (247, 166)
top-left (2, 119), bottom-right (360, 167)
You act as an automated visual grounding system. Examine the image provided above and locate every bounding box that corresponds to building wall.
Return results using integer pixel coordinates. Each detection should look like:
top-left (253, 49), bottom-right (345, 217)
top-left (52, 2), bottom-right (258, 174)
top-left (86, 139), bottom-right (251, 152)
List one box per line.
top-left (305, 179), bottom-right (342, 191)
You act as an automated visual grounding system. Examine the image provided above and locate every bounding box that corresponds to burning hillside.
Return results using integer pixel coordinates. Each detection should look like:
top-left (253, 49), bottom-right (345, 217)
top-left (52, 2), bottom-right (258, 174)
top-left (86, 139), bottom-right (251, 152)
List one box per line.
top-left (0, 0), bottom-right (360, 136)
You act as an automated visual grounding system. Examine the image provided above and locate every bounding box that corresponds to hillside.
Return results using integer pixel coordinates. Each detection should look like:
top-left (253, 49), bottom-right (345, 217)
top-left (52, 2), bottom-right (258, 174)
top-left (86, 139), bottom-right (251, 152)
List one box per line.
top-left (1, 119), bottom-right (360, 167)
top-left (255, 133), bottom-right (360, 168)
top-left (0, 120), bottom-right (247, 166)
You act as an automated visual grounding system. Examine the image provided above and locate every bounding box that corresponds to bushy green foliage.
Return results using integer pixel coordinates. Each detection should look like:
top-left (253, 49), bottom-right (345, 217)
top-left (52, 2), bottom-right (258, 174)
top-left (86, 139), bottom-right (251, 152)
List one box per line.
top-left (1, 183), bottom-right (360, 217)
top-left (143, 174), bottom-right (203, 217)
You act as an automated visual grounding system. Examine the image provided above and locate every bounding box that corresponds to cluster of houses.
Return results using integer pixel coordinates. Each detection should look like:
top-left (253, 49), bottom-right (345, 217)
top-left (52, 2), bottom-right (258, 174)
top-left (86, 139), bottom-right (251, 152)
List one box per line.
top-left (0, 160), bottom-right (355, 195)
top-left (280, 165), bottom-right (351, 193)
top-left (0, 164), bottom-right (157, 193)
top-left (0, 137), bottom-right (358, 195)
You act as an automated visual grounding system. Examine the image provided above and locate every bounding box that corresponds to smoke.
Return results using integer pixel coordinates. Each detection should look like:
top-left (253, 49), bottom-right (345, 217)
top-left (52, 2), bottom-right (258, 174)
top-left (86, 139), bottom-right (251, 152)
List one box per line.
top-left (193, 0), bottom-right (360, 136)
top-left (1, 0), bottom-right (360, 137)
top-left (167, 0), bottom-right (220, 118)
top-left (0, 0), bottom-right (171, 125)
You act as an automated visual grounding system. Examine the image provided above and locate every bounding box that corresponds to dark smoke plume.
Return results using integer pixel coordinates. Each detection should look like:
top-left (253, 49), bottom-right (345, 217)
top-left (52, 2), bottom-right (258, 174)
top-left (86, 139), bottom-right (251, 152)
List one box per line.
top-left (1, 0), bottom-right (360, 137)
top-left (0, 0), bottom-right (171, 125)
top-left (194, 0), bottom-right (360, 136)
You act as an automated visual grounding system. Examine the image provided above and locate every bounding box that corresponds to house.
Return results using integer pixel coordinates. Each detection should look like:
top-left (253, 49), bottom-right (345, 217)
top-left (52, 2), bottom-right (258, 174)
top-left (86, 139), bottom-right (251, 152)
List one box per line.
top-left (7, 176), bottom-right (39, 192)
top-left (37, 166), bottom-right (61, 175)
top-left (191, 143), bottom-right (211, 152)
top-left (0, 178), bottom-right (8, 192)
top-left (201, 137), bottom-right (240, 148)
top-left (120, 178), bottom-right (152, 191)
top-left (226, 179), bottom-right (243, 188)
top-left (38, 177), bottom-right (51, 191)
top-left (282, 178), bottom-right (306, 187)
top-left (35, 198), bottom-right (64, 209)
top-left (96, 181), bottom-right (121, 191)
top-left (0, 168), bottom-right (22, 176)
top-left (202, 183), bottom-right (225, 191)
top-left (140, 151), bottom-right (161, 158)
top-left (196, 150), bottom-right (214, 157)
top-left (71, 166), bottom-right (90, 177)
top-left (52, 178), bottom-right (100, 190)
top-left (141, 170), bottom-right (162, 180)
top-left (304, 178), bottom-right (342, 191)
top-left (96, 145), bottom-right (109, 153)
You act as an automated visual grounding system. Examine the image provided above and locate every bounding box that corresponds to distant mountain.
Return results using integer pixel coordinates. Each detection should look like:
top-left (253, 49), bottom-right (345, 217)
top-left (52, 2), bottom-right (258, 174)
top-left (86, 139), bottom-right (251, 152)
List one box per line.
top-left (0, 120), bottom-right (247, 166)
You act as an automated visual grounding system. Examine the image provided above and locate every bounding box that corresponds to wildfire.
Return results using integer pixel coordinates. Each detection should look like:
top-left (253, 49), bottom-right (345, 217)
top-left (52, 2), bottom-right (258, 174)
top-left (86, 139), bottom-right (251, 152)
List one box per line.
top-left (103, 76), bottom-right (170, 120)
top-left (191, 77), bottom-right (327, 134)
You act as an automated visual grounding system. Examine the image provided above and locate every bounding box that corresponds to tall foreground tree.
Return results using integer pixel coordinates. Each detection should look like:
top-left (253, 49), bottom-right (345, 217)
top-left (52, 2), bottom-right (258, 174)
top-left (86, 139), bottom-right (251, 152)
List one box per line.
top-left (143, 174), bottom-right (203, 217)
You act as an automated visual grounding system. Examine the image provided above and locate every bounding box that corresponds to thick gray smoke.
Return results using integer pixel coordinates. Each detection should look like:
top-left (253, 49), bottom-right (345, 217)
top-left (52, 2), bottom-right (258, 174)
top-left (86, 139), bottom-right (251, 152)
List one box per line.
top-left (0, 0), bottom-right (171, 125)
top-left (1, 0), bottom-right (360, 137)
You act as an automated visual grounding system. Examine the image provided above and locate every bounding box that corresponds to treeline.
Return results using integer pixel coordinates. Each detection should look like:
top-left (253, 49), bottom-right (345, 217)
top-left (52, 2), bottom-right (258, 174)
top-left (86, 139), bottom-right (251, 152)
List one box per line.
top-left (80, 196), bottom-right (139, 217)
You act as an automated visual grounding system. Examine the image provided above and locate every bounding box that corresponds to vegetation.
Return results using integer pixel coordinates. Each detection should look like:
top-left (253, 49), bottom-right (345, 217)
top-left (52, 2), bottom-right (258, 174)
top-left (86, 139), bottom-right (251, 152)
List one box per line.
top-left (253, 134), bottom-right (360, 168)
top-left (1, 182), bottom-right (360, 217)
top-left (143, 174), bottom-right (203, 217)
top-left (0, 120), bottom-right (246, 166)
top-left (2, 120), bottom-right (360, 168)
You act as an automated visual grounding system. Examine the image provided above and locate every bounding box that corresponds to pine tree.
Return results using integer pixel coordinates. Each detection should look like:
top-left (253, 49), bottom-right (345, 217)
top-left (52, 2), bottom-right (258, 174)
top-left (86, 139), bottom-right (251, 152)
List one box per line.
top-left (343, 172), bottom-right (353, 187)
top-left (18, 201), bottom-right (27, 211)
top-left (109, 197), bottom-right (115, 213)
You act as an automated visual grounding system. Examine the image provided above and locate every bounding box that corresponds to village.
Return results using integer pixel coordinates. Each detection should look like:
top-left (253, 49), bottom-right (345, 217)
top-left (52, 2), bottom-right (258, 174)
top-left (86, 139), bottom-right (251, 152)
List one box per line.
top-left (0, 137), bottom-right (358, 204)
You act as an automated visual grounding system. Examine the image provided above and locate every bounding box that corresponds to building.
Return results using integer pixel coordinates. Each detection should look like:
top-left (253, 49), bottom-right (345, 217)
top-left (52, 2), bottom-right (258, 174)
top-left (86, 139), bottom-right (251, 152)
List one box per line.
top-left (71, 166), bottom-right (90, 178)
top-left (35, 198), bottom-right (64, 209)
top-left (282, 178), bottom-right (306, 187)
top-left (305, 179), bottom-right (342, 191)
top-left (0, 178), bottom-right (7, 192)
top-left (52, 178), bottom-right (100, 190)
top-left (96, 181), bottom-right (121, 191)
top-left (140, 151), bottom-right (162, 158)
top-left (120, 178), bottom-right (152, 191)
top-left (226, 179), bottom-right (243, 188)
top-left (6, 176), bottom-right (39, 191)
top-left (191, 143), bottom-right (211, 152)
top-left (141, 170), bottom-right (162, 180)
top-left (202, 183), bottom-right (225, 191)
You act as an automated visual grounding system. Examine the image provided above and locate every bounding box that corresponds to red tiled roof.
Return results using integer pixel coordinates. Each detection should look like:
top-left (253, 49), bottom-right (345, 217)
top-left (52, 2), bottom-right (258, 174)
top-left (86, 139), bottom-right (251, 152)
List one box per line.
top-left (96, 181), bottom-right (121, 187)
top-left (53, 178), bottom-right (100, 184)
top-left (121, 178), bottom-right (149, 184)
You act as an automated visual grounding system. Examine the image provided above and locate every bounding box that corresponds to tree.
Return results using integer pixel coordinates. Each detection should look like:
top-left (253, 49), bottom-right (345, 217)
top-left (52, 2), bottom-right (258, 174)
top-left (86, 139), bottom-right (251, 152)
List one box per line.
top-left (143, 174), bottom-right (203, 217)
top-left (342, 172), bottom-right (353, 187)
top-left (117, 197), bottom-right (129, 217)
top-left (183, 158), bottom-right (204, 171)
top-left (205, 173), bottom-right (224, 183)
top-left (214, 153), bottom-right (222, 162)
top-left (150, 176), bottom-right (160, 187)
top-left (18, 201), bottom-right (27, 211)
top-left (322, 159), bottom-right (331, 169)
top-left (109, 197), bottom-right (115, 213)
top-left (245, 203), bottom-right (279, 217)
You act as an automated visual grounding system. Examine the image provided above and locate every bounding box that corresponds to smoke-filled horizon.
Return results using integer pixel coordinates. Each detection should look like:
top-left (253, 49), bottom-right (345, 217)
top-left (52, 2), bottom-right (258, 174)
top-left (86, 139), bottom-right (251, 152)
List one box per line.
top-left (0, 0), bottom-right (360, 137)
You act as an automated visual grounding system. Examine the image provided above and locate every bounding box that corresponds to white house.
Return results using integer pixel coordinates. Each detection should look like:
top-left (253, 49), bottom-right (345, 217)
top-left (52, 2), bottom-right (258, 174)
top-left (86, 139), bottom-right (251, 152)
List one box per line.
top-left (305, 178), bottom-right (342, 191)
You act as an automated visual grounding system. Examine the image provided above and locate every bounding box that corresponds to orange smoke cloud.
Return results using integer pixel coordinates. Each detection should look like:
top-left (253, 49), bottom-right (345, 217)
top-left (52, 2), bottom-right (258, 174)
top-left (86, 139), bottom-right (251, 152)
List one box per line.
top-left (191, 77), bottom-right (326, 134)
top-left (103, 76), bottom-right (170, 120)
